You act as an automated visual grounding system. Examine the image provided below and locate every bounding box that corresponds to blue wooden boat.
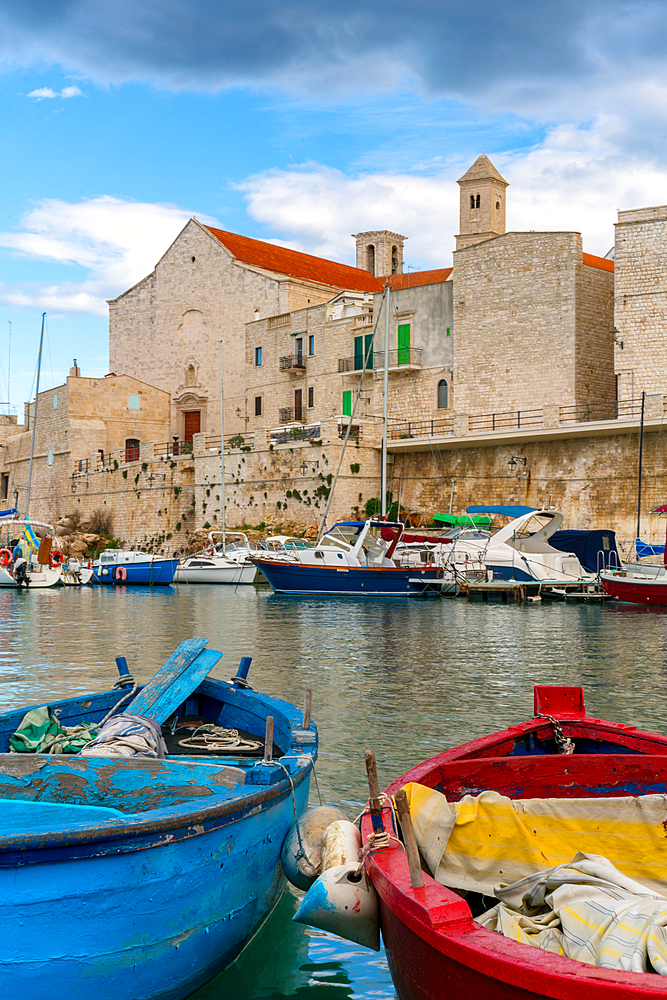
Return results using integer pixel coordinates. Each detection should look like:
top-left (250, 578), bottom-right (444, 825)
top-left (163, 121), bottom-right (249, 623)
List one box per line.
top-left (93, 550), bottom-right (179, 585)
top-left (0, 643), bottom-right (317, 998)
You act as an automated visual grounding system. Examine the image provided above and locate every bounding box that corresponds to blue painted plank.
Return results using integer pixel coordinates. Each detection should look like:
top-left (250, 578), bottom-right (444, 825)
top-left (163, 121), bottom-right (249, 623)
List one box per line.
top-left (130, 639), bottom-right (209, 720)
top-left (131, 645), bottom-right (222, 723)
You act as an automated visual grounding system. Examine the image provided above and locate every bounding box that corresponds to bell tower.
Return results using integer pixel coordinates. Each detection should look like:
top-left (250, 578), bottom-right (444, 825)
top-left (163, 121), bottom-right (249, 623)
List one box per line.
top-left (353, 231), bottom-right (407, 277)
top-left (455, 153), bottom-right (508, 250)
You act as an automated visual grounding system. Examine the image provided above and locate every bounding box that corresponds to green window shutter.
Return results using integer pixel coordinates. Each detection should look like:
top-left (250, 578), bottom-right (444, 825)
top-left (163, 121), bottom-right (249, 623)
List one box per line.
top-left (397, 324), bottom-right (411, 365)
top-left (364, 333), bottom-right (373, 369)
top-left (354, 335), bottom-right (364, 370)
top-left (342, 390), bottom-right (352, 417)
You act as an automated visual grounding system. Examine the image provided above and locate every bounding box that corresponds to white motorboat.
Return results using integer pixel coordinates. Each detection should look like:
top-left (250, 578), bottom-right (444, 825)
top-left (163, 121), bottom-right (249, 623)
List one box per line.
top-left (0, 519), bottom-right (64, 589)
top-left (61, 558), bottom-right (94, 586)
top-left (175, 531), bottom-right (257, 584)
top-left (440, 507), bottom-right (596, 583)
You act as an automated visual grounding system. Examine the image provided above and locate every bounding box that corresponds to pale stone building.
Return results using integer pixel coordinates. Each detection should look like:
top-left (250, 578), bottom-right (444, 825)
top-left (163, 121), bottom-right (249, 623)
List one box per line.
top-left (452, 154), bottom-right (615, 416)
top-left (109, 220), bottom-right (382, 443)
top-left (613, 205), bottom-right (667, 400)
top-left (0, 368), bottom-right (170, 517)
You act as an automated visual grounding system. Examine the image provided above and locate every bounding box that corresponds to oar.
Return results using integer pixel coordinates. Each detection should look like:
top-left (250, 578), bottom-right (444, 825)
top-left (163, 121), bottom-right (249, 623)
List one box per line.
top-left (129, 638), bottom-right (223, 724)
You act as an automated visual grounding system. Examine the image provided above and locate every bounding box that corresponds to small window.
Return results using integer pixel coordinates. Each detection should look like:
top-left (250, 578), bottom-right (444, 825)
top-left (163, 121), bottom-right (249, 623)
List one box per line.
top-left (48, 449), bottom-right (53, 466)
top-left (496, 201), bottom-right (500, 210)
top-left (0, 473), bottom-right (8, 500)
top-left (308, 334), bottom-right (315, 356)
top-left (53, 393), bottom-right (57, 409)
top-left (255, 395), bottom-right (262, 417)
top-left (470, 195), bottom-right (475, 209)
top-left (128, 394), bottom-right (140, 410)
top-left (475, 194), bottom-right (480, 208)
top-left (437, 379), bottom-right (449, 409)
top-left (255, 346), bottom-right (263, 367)
top-left (308, 387), bottom-right (314, 408)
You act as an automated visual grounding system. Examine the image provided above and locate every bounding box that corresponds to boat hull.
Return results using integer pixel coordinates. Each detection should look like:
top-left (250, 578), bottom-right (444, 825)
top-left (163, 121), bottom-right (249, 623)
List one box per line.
top-left (251, 558), bottom-right (446, 596)
top-left (601, 571), bottom-right (667, 605)
top-left (0, 564), bottom-right (62, 588)
top-left (1, 782), bottom-right (306, 999)
top-left (94, 559), bottom-right (178, 586)
top-left (174, 562), bottom-right (257, 584)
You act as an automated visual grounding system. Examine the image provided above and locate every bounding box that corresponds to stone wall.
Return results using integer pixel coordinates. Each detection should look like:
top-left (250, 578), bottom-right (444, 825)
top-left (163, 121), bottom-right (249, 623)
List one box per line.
top-left (452, 231), bottom-right (614, 415)
top-left (614, 206), bottom-right (667, 397)
top-left (389, 425), bottom-right (665, 546)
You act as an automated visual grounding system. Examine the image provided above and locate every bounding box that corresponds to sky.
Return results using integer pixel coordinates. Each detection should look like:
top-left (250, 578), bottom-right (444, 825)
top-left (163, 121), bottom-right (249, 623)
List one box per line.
top-left (1, 0), bottom-right (667, 410)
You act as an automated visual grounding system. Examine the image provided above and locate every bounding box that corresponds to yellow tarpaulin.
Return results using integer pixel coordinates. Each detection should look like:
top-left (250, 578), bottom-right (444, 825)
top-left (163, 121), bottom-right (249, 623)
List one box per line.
top-left (403, 782), bottom-right (667, 897)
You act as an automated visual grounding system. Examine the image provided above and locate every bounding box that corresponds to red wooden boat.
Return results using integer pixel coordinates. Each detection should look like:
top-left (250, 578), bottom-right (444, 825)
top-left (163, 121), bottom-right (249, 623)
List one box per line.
top-left (362, 686), bottom-right (667, 999)
top-left (600, 569), bottom-right (667, 605)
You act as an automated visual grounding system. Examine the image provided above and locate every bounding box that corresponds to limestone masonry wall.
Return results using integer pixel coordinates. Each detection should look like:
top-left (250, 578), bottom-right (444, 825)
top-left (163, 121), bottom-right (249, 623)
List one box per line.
top-left (614, 206), bottom-right (667, 397)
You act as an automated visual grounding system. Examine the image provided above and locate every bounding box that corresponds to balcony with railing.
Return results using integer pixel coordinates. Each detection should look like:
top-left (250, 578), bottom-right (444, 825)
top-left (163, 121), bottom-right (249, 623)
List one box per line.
top-left (373, 348), bottom-right (422, 371)
top-left (270, 423), bottom-right (321, 445)
top-left (154, 440), bottom-right (193, 459)
top-left (278, 406), bottom-right (306, 424)
top-left (389, 417), bottom-right (454, 441)
top-left (468, 408), bottom-right (543, 433)
top-left (279, 354), bottom-right (306, 372)
top-left (558, 398), bottom-right (643, 424)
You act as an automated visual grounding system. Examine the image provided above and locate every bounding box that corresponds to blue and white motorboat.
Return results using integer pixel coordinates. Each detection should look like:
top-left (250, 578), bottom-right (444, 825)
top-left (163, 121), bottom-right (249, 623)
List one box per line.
top-left (251, 519), bottom-right (449, 596)
top-left (93, 549), bottom-right (179, 585)
top-left (444, 507), bottom-right (597, 583)
top-left (0, 640), bottom-right (317, 998)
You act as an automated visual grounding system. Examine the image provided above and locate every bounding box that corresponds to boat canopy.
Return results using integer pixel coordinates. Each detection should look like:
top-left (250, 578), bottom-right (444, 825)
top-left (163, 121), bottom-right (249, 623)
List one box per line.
top-left (550, 529), bottom-right (621, 571)
top-left (434, 513), bottom-right (492, 528)
top-left (636, 537), bottom-right (665, 558)
top-left (466, 505), bottom-right (539, 519)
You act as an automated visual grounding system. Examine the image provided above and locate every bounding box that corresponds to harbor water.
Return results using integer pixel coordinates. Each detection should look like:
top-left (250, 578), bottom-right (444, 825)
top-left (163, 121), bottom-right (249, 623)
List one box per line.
top-left (3, 584), bottom-right (667, 998)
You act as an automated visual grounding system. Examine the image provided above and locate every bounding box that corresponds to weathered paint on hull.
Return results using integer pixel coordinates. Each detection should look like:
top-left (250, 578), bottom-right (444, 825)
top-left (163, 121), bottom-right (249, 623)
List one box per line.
top-left (94, 559), bottom-right (178, 585)
top-left (1, 777), bottom-right (308, 999)
top-left (251, 559), bottom-right (445, 596)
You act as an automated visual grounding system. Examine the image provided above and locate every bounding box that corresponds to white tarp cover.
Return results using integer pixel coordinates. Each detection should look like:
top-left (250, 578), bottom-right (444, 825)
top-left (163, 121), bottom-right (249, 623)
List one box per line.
top-left (477, 852), bottom-right (667, 975)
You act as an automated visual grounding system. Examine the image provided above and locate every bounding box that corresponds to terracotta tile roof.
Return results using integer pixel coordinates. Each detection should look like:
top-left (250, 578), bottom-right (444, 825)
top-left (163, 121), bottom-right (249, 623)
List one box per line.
top-left (386, 268), bottom-right (452, 290)
top-left (205, 226), bottom-right (382, 292)
top-left (583, 252), bottom-right (614, 273)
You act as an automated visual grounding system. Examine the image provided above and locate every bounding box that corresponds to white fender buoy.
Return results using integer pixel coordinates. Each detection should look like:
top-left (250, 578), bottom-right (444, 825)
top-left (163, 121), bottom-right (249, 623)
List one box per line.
top-left (293, 861), bottom-right (380, 951)
top-left (281, 806), bottom-right (348, 891)
top-left (321, 820), bottom-right (361, 871)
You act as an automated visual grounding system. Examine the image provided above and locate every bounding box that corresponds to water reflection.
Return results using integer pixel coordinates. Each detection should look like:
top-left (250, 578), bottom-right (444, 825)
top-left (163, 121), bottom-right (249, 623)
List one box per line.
top-left (3, 587), bottom-right (667, 997)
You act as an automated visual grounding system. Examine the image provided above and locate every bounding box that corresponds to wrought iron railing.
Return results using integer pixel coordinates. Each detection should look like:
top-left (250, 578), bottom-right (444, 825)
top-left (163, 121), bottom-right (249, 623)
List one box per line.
top-left (154, 440), bottom-right (193, 458)
top-left (558, 397), bottom-right (643, 424)
top-left (205, 434), bottom-right (254, 451)
top-left (388, 418), bottom-right (454, 440)
top-left (271, 424), bottom-right (321, 444)
top-left (468, 409), bottom-right (543, 433)
top-left (279, 354), bottom-right (306, 371)
top-left (373, 348), bottom-right (422, 369)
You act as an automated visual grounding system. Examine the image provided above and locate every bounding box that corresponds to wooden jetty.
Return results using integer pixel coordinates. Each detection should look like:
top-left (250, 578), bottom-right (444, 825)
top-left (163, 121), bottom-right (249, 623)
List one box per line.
top-left (459, 579), bottom-right (606, 604)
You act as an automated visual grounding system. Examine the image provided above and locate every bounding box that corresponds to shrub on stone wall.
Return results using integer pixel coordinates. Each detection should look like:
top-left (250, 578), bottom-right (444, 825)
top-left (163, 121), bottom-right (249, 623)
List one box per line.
top-left (88, 507), bottom-right (114, 536)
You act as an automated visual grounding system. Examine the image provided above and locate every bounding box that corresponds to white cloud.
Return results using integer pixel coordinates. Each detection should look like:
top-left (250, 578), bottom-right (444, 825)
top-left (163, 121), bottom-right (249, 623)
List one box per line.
top-left (0, 197), bottom-right (216, 315)
top-left (27, 85), bottom-right (84, 99)
top-left (238, 117), bottom-right (667, 267)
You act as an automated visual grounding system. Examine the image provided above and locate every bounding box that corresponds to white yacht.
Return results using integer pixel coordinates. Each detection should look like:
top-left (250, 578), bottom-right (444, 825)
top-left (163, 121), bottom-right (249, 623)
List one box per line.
top-left (175, 532), bottom-right (257, 584)
top-left (0, 520), bottom-right (64, 589)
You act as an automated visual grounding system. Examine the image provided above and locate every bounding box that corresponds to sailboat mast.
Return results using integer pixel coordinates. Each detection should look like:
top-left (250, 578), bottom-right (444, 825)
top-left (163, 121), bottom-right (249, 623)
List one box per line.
top-left (219, 340), bottom-right (227, 552)
top-left (381, 283), bottom-right (390, 517)
top-left (636, 390), bottom-right (646, 545)
top-left (25, 312), bottom-right (45, 519)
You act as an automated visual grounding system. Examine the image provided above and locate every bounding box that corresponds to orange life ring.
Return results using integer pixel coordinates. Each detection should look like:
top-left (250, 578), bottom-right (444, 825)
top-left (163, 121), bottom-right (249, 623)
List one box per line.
top-left (114, 565), bottom-right (128, 581)
top-left (49, 550), bottom-right (63, 568)
top-left (0, 549), bottom-right (11, 567)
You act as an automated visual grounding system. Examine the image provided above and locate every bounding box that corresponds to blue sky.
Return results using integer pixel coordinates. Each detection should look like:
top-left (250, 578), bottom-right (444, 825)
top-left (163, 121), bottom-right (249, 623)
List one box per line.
top-left (1, 0), bottom-right (667, 410)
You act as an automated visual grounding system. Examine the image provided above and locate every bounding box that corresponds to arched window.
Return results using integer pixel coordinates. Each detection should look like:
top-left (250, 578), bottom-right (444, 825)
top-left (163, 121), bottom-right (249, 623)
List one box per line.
top-left (185, 364), bottom-right (196, 387)
top-left (125, 438), bottom-right (140, 463)
top-left (366, 244), bottom-right (375, 275)
top-left (391, 245), bottom-right (398, 273)
top-left (437, 379), bottom-right (448, 409)
top-left (470, 195), bottom-right (475, 209)
top-left (475, 194), bottom-right (480, 208)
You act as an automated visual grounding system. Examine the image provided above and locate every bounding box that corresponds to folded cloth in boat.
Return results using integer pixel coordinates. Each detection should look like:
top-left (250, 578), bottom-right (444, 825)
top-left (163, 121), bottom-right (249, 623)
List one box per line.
top-left (477, 852), bottom-right (667, 975)
top-left (81, 713), bottom-right (167, 759)
top-left (402, 783), bottom-right (667, 897)
top-left (9, 706), bottom-right (98, 754)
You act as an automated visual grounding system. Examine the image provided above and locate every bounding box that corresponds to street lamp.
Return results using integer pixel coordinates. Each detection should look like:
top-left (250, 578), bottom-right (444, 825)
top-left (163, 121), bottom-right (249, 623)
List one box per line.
top-left (508, 455), bottom-right (526, 474)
